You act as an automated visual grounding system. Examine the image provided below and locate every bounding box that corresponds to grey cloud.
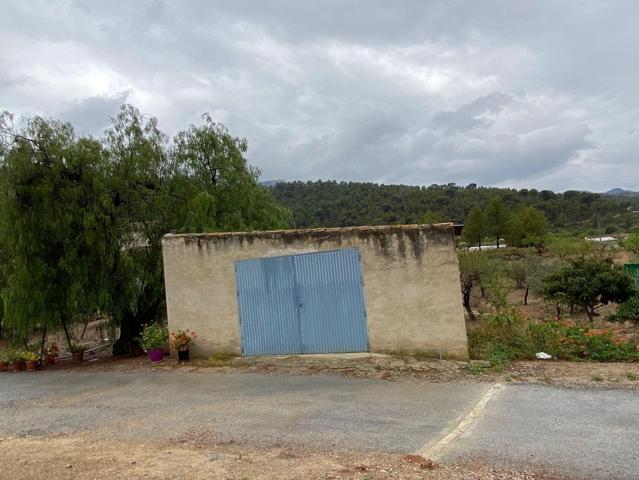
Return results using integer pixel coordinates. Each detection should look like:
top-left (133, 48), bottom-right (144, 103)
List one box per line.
top-left (430, 93), bottom-right (513, 134)
top-left (1, 0), bottom-right (639, 191)
top-left (58, 91), bottom-right (131, 136)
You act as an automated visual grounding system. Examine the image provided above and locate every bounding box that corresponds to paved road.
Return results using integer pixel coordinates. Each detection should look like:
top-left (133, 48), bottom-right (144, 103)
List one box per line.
top-left (0, 370), bottom-right (488, 452)
top-left (1, 370), bottom-right (638, 479)
top-left (444, 384), bottom-right (639, 480)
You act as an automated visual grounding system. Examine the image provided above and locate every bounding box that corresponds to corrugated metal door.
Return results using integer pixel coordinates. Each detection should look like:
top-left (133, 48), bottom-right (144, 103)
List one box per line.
top-left (235, 255), bottom-right (301, 355)
top-left (235, 248), bottom-right (369, 355)
top-left (294, 249), bottom-right (369, 353)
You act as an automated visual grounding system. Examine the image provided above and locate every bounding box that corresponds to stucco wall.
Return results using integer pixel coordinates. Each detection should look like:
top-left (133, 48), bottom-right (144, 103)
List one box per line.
top-left (162, 224), bottom-right (468, 359)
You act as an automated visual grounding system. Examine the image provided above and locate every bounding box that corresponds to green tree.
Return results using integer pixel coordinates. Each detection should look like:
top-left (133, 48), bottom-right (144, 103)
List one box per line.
top-left (105, 107), bottom-right (292, 354)
top-left (0, 113), bottom-right (112, 347)
top-left (462, 207), bottom-right (486, 249)
top-left (484, 197), bottom-right (510, 248)
top-left (543, 259), bottom-right (636, 320)
top-left (623, 233), bottom-right (639, 260)
top-left (419, 210), bottom-right (443, 224)
top-left (507, 255), bottom-right (547, 305)
top-left (507, 206), bottom-right (549, 255)
top-left (0, 106), bottom-right (292, 353)
top-left (458, 251), bottom-right (494, 320)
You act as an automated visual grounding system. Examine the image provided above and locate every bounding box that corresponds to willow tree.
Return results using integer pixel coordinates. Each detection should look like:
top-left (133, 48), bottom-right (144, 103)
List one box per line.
top-left (104, 107), bottom-right (292, 354)
top-left (0, 113), bottom-right (113, 346)
top-left (0, 106), bottom-right (292, 353)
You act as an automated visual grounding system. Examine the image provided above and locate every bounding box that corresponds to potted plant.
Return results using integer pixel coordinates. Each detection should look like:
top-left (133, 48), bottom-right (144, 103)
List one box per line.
top-left (141, 323), bottom-right (169, 363)
top-left (0, 349), bottom-right (8, 372)
top-left (70, 344), bottom-right (87, 362)
top-left (45, 341), bottom-right (60, 365)
top-left (170, 329), bottom-right (196, 362)
top-left (7, 349), bottom-right (25, 372)
top-left (22, 350), bottom-right (40, 371)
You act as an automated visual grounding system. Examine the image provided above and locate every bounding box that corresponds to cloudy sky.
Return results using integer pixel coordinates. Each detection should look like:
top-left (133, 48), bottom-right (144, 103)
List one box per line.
top-left (1, 1), bottom-right (638, 191)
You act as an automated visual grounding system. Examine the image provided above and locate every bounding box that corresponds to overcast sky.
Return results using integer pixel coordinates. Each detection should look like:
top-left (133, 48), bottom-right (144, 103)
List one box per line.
top-left (1, 1), bottom-right (638, 192)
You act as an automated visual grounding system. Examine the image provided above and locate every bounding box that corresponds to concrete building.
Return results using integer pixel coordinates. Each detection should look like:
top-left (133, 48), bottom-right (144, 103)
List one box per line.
top-left (162, 224), bottom-right (468, 359)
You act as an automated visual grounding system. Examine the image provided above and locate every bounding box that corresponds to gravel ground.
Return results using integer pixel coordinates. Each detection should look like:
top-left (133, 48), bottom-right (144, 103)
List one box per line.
top-left (0, 436), bottom-right (573, 480)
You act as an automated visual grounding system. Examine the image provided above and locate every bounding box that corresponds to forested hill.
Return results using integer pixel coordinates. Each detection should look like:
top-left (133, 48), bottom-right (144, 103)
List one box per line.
top-left (271, 181), bottom-right (639, 234)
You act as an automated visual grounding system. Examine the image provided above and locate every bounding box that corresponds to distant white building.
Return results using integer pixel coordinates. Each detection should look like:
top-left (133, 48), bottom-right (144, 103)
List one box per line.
top-left (585, 236), bottom-right (616, 243)
top-left (468, 244), bottom-right (507, 251)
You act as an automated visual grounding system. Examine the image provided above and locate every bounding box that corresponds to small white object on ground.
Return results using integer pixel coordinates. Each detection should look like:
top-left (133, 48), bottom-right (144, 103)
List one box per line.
top-left (536, 352), bottom-right (552, 360)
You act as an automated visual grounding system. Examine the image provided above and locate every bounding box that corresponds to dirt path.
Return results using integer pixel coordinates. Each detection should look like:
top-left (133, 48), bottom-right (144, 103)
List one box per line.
top-left (0, 435), bottom-right (570, 480)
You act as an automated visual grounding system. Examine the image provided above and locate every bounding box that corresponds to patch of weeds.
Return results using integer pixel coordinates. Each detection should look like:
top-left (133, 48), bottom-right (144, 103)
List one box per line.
top-left (625, 372), bottom-right (638, 381)
top-left (206, 353), bottom-right (238, 367)
top-left (503, 374), bottom-right (512, 382)
top-left (591, 374), bottom-right (604, 382)
top-left (467, 363), bottom-right (484, 375)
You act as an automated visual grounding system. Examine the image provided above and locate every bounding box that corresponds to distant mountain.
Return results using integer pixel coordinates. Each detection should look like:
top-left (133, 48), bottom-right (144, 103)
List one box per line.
top-left (604, 188), bottom-right (639, 197)
top-left (260, 179), bottom-right (285, 187)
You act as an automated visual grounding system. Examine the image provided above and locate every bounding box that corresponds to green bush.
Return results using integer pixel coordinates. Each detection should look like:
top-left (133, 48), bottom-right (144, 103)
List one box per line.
top-left (559, 326), bottom-right (639, 362)
top-left (610, 297), bottom-right (639, 324)
top-left (140, 323), bottom-right (169, 351)
top-left (468, 310), bottom-right (639, 365)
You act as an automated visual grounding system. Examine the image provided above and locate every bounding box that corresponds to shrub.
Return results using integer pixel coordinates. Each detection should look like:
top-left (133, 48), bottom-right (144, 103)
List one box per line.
top-left (140, 323), bottom-right (169, 351)
top-left (468, 310), bottom-right (639, 364)
top-left (468, 310), bottom-right (556, 366)
top-left (558, 326), bottom-right (639, 362)
top-left (610, 297), bottom-right (639, 324)
top-left (70, 344), bottom-right (87, 354)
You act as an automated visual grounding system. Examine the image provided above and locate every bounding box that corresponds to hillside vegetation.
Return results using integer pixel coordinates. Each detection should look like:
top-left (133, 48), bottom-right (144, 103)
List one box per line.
top-left (272, 181), bottom-right (639, 234)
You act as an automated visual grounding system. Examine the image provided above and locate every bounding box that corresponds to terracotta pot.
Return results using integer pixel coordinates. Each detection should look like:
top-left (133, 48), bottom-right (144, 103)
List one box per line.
top-left (25, 360), bottom-right (38, 371)
top-left (12, 360), bottom-right (25, 372)
top-left (72, 352), bottom-right (84, 362)
top-left (0, 361), bottom-right (7, 372)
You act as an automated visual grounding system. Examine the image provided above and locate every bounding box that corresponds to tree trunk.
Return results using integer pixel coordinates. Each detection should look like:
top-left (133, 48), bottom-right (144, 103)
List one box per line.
top-left (112, 311), bottom-right (145, 356)
top-left (61, 316), bottom-right (73, 350)
top-left (462, 288), bottom-right (476, 321)
top-left (524, 286), bottom-right (529, 306)
top-left (40, 321), bottom-right (47, 359)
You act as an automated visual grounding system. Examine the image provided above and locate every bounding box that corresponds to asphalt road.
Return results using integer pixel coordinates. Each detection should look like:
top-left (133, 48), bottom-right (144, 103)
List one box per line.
top-left (444, 384), bottom-right (639, 480)
top-left (1, 370), bottom-right (638, 479)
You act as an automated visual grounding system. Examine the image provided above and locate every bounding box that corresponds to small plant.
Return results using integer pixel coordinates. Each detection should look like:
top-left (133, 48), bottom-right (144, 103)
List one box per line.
top-left (467, 363), bottom-right (484, 375)
top-left (591, 374), bottom-right (604, 382)
top-left (21, 350), bottom-right (40, 362)
top-left (46, 340), bottom-right (60, 357)
top-left (70, 344), bottom-right (87, 354)
top-left (625, 372), bottom-right (637, 381)
top-left (170, 329), bottom-right (197, 352)
top-left (140, 323), bottom-right (169, 351)
top-left (5, 348), bottom-right (22, 362)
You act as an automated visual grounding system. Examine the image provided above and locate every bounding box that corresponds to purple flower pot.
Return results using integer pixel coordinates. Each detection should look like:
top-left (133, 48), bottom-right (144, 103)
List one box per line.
top-left (147, 348), bottom-right (165, 363)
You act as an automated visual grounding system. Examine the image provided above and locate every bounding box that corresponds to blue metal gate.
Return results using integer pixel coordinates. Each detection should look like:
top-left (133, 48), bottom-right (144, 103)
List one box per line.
top-left (235, 248), bottom-right (370, 355)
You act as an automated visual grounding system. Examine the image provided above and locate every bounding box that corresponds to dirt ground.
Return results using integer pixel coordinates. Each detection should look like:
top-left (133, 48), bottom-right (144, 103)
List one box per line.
top-left (23, 349), bottom-right (639, 391)
top-left (0, 435), bottom-right (571, 480)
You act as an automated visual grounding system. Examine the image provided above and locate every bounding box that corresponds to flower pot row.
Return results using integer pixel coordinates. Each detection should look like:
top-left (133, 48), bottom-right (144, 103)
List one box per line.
top-left (0, 348), bottom-right (87, 373)
top-left (141, 324), bottom-right (196, 364)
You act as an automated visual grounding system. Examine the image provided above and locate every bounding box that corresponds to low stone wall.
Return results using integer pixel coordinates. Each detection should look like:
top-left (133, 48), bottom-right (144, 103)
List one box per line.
top-left (162, 224), bottom-right (468, 359)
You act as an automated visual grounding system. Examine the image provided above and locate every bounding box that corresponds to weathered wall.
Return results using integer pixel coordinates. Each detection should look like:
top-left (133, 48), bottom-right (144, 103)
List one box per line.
top-left (162, 224), bottom-right (468, 359)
